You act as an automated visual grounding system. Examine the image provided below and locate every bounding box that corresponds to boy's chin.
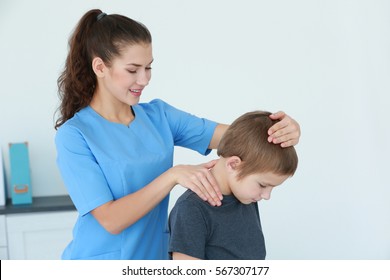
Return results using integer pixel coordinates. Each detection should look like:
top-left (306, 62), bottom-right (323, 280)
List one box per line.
top-left (239, 199), bottom-right (257, 205)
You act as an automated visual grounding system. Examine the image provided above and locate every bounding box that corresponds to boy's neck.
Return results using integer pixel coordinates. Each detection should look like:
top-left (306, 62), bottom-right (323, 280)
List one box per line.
top-left (210, 158), bottom-right (232, 196)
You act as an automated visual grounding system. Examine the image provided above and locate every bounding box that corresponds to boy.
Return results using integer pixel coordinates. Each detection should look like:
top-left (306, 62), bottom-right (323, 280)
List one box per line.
top-left (168, 111), bottom-right (298, 260)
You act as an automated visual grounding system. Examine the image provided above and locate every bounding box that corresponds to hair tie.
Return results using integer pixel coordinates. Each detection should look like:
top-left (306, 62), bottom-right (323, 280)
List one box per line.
top-left (97, 12), bottom-right (107, 21)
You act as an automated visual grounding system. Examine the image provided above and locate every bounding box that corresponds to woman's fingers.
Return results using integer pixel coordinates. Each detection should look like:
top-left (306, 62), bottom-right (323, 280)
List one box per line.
top-left (202, 159), bottom-right (218, 169)
top-left (269, 111), bottom-right (286, 121)
top-left (190, 168), bottom-right (221, 206)
top-left (174, 163), bottom-right (222, 206)
top-left (268, 111), bottom-right (301, 147)
top-left (199, 169), bottom-right (222, 205)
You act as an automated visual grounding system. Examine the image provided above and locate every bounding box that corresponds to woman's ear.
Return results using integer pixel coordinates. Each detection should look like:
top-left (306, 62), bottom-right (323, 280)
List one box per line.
top-left (92, 57), bottom-right (106, 78)
top-left (226, 156), bottom-right (242, 172)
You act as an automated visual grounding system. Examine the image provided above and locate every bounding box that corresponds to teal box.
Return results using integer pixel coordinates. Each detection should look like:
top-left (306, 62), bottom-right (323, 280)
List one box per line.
top-left (9, 142), bottom-right (32, 205)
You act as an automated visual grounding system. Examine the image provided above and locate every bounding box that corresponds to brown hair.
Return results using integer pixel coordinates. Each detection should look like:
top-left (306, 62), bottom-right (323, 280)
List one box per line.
top-left (55, 9), bottom-right (152, 129)
top-left (217, 111), bottom-right (298, 180)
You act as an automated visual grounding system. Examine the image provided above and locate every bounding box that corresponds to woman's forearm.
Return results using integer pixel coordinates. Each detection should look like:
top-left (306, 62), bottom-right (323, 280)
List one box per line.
top-left (91, 167), bottom-right (177, 234)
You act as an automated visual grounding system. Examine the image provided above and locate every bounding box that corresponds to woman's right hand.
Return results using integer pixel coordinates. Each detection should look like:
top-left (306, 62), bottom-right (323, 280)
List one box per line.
top-left (172, 160), bottom-right (223, 206)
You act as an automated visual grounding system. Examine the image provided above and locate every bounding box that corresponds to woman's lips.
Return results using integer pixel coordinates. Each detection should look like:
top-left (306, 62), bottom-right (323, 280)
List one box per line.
top-left (129, 89), bottom-right (142, 97)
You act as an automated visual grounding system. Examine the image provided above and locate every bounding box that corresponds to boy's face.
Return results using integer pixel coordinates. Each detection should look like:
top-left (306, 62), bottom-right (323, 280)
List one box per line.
top-left (229, 171), bottom-right (290, 204)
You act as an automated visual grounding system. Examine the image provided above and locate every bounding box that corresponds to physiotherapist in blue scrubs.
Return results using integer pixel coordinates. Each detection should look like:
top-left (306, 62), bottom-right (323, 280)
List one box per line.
top-left (54, 9), bottom-right (301, 260)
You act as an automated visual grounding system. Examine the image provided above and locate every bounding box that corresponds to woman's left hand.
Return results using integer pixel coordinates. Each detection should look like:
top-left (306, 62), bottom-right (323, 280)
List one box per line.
top-left (268, 111), bottom-right (301, 147)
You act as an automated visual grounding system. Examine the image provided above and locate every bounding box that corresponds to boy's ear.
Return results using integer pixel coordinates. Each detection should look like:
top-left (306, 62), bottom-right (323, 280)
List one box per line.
top-left (226, 156), bottom-right (242, 172)
top-left (92, 57), bottom-right (106, 77)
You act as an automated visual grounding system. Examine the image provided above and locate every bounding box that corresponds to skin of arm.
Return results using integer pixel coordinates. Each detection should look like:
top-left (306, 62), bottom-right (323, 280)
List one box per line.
top-left (208, 124), bottom-right (229, 150)
top-left (172, 252), bottom-right (201, 260)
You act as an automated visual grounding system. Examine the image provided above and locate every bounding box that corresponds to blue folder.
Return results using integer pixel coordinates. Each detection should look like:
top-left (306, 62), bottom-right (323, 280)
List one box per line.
top-left (9, 142), bottom-right (32, 205)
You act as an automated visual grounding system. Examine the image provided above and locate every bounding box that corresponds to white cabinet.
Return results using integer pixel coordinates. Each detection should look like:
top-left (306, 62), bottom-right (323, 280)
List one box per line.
top-left (5, 211), bottom-right (77, 259)
top-left (0, 215), bottom-right (8, 259)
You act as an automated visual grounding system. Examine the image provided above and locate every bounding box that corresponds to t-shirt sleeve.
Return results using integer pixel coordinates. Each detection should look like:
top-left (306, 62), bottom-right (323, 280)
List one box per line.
top-left (55, 124), bottom-right (113, 216)
top-left (168, 199), bottom-right (208, 259)
top-left (151, 99), bottom-right (218, 155)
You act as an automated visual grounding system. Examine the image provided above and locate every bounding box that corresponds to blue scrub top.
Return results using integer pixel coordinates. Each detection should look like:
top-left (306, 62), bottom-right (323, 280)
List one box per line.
top-left (55, 99), bottom-right (217, 259)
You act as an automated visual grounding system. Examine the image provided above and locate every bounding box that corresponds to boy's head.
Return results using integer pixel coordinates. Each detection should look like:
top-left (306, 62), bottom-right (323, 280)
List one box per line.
top-left (217, 111), bottom-right (298, 203)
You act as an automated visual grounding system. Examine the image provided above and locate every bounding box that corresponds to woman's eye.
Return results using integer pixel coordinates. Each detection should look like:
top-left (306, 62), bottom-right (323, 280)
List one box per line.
top-left (127, 68), bottom-right (151, 73)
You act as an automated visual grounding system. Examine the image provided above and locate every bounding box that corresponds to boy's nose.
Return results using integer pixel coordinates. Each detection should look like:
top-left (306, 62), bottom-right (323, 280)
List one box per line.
top-left (261, 189), bottom-right (272, 200)
top-left (261, 194), bottom-right (270, 200)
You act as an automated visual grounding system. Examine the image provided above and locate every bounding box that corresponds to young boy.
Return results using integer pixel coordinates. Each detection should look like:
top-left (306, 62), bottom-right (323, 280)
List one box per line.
top-left (168, 111), bottom-right (298, 260)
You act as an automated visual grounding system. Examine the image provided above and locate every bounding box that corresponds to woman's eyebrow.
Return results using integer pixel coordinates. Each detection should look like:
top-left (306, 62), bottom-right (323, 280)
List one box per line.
top-left (126, 59), bottom-right (154, 67)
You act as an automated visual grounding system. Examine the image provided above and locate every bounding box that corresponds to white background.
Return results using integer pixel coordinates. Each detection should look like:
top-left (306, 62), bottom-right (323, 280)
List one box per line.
top-left (0, 0), bottom-right (389, 259)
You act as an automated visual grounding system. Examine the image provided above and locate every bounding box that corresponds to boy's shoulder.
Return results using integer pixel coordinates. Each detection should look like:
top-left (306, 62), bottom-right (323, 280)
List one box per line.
top-left (175, 189), bottom-right (206, 206)
top-left (172, 189), bottom-right (217, 217)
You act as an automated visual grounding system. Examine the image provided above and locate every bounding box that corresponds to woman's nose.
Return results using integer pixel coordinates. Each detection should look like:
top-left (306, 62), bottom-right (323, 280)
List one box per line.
top-left (137, 71), bottom-right (150, 86)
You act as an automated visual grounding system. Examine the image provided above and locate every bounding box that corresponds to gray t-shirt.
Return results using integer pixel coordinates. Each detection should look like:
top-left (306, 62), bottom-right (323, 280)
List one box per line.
top-left (168, 189), bottom-right (266, 260)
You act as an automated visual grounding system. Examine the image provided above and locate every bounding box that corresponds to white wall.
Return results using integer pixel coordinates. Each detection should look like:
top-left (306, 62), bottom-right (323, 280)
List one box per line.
top-left (1, 0), bottom-right (389, 259)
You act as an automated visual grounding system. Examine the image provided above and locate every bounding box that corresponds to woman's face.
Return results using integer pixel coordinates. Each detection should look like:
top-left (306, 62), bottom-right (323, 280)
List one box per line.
top-left (99, 43), bottom-right (153, 106)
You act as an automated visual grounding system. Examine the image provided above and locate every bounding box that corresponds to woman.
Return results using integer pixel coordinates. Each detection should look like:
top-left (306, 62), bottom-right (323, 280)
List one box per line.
top-left (55, 9), bottom-right (301, 259)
